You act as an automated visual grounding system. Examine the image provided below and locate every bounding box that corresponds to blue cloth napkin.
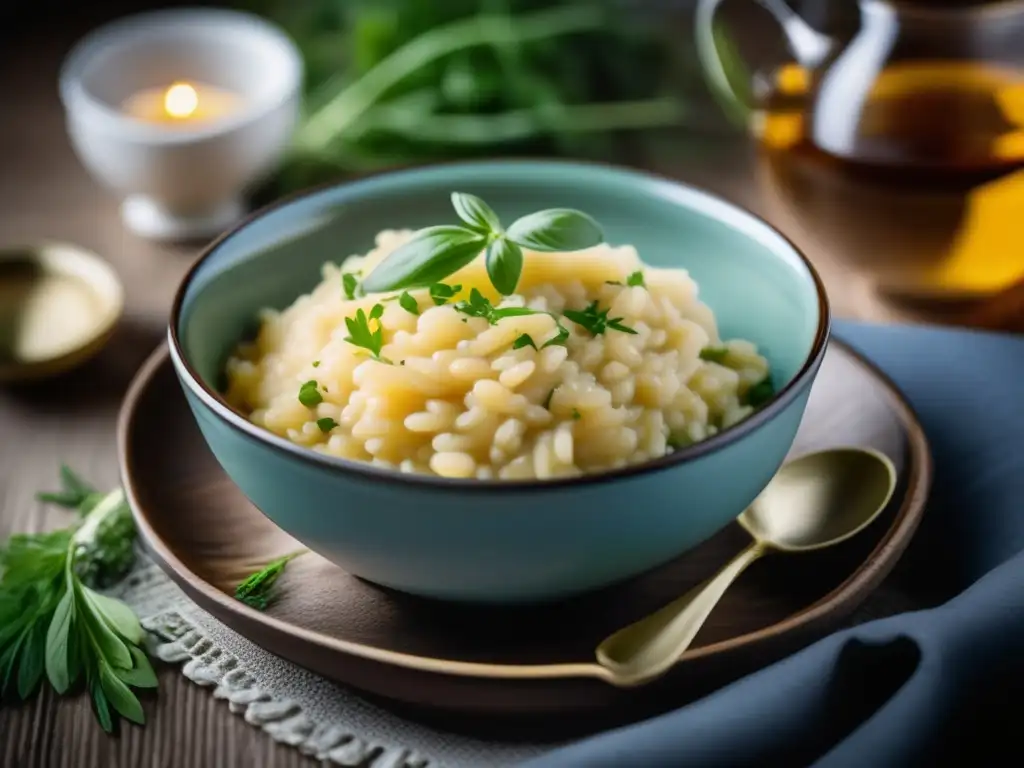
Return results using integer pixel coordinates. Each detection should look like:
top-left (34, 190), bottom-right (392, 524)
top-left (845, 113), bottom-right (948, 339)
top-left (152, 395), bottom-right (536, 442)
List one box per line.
top-left (521, 321), bottom-right (1024, 768)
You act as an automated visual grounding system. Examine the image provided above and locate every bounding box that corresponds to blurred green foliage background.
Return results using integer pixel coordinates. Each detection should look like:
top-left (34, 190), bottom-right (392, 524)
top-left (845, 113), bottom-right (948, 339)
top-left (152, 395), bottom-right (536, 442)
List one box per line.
top-left (237, 0), bottom-right (718, 196)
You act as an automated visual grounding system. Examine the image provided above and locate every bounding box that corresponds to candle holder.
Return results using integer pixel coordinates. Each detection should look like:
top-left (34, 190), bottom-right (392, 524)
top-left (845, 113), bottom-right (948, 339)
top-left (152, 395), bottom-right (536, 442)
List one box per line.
top-left (59, 8), bottom-right (302, 241)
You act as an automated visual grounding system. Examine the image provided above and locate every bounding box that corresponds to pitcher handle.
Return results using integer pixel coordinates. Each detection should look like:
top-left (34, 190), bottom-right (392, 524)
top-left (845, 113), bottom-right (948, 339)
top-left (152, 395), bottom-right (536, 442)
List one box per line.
top-left (695, 0), bottom-right (835, 125)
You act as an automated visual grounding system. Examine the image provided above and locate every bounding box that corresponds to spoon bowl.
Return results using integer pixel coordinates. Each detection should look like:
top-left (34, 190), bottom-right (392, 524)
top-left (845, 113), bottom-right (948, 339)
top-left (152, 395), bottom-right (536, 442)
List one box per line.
top-left (595, 446), bottom-right (897, 687)
top-left (739, 447), bottom-right (898, 552)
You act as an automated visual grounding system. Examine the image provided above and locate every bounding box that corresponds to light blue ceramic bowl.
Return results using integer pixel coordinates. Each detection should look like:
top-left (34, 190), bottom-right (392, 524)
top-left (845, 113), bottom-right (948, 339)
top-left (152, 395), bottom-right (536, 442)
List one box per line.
top-left (169, 160), bottom-right (829, 604)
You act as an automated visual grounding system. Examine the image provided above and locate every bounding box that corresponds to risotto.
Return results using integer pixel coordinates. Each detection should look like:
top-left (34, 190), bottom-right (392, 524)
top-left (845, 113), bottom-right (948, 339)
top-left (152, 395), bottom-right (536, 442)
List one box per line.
top-left (224, 230), bottom-right (772, 481)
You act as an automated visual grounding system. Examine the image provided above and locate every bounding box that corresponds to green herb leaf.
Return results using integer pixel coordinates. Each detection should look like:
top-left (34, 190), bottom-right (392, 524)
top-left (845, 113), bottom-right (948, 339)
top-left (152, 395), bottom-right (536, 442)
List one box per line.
top-left (361, 226), bottom-right (486, 293)
top-left (234, 551), bottom-right (307, 612)
top-left (99, 662), bottom-right (145, 725)
top-left (16, 620), bottom-right (46, 699)
top-left (78, 585), bottom-right (132, 670)
top-left (44, 589), bottom-right (74, 694)
top-left (505, 209), bottom-right (604, 252)
top-left (451, 192), bottom-right (500, 234)
top-left (298, 380), bottom-right (323, 407)
top-left (316, 417), bottom-right (338, 433)
top-left (312, 360), bottom-right (320, 368)
top-left (343, 306), bottom-right (390, 362)
top-left (454, 289), bottom-right (541, 326)
top-left (513, 333), bottom-right (537, 350)
top-left (36, 464), bottom-right (98, 510)
top-left (563, 301), bottom-right (636, 336)
top-left (114, 646), bottom-right (158, 689)
top-left (342, 272), bottom-right (361, 300)
top-left (626, 271), bottom-right (645, 287)
top-left (699, 346), bottom-right (730, 363)
top-left (485, 238), bottom-right (524, 296)
top-left (90, 673), bottom-right (113, 733)
top-left (745, 376), bottom-right (775, 407)
top-left (398, 291), bottom-right (420, 315)
top-left (429, 282), bottom-right (462, 305)
top-left (83, 588), bottom-right (142, 646)
top-left (571, 408), bottom-right (582, 420)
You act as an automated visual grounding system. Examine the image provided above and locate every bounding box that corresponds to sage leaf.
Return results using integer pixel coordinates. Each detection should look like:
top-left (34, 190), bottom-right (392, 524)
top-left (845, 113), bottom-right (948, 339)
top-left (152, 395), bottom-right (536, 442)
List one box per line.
top-left (45, 588), bottom-right (74, 693)
top-left (361, 226), bottom-right (486, 292)
top-left (99, 662), bottom-right (145, 724)
top-left (114, 646), bottom-right (158, 689)
top-left (77, 585), bottom-right (132, 669)
top-left (90, 673), bottom-right (113, 733)
top-left (16, 620), bottom-right (46, 699)
top-left (485, 238), bottom-right (524, 296)
top-left (505, 208), bottom-right (603, 252)
top-left (84, 588), bottom-right (143, 646)
top-left (451, 192), bottom-right (501, 234)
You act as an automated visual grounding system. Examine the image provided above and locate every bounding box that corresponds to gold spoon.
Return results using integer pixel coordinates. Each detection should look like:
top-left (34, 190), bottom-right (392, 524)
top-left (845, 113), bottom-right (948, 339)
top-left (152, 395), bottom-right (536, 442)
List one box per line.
top-left (595, 447), bottom-right (897, 687)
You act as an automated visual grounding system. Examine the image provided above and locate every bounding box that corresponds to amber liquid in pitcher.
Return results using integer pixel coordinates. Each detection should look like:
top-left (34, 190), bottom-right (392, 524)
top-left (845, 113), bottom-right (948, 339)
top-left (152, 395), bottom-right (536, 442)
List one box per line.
top-left (756, 61), bottom-right (1024, 300)
top-left (759, 60), bottom-right (1024, 180)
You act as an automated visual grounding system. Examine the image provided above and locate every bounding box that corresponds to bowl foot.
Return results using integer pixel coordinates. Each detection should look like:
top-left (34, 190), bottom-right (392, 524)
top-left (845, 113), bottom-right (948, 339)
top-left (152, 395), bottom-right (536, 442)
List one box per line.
top-left (121, 195), bottom-right (244, 242)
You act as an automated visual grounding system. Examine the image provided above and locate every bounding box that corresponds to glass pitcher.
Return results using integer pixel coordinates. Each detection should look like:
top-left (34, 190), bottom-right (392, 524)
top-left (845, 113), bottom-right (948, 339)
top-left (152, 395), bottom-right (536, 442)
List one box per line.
top-left (697, 0), bottom-right (1024, 178)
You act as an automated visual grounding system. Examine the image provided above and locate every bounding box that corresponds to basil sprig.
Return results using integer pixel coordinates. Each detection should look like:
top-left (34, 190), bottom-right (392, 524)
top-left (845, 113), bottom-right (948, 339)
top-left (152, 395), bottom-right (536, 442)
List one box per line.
top-left (360, 193), bottom-right (604, 297)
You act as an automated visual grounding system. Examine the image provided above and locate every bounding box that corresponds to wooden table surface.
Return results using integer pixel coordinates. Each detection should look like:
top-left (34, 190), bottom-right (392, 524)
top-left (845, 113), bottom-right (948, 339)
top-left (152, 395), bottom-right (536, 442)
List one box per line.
top-left (0, 6), bottom-right (1018, 768)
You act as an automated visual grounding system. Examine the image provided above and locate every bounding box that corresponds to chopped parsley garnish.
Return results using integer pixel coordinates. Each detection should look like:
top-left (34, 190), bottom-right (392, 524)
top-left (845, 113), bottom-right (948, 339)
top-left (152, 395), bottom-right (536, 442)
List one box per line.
top-left (312, 360), bottom-right (321, 368)
top-left (298, 379), bottom-right (323, 407)
top-left (342, 272), bottom-right (361, 300)
top-left (454, 288), bottom-right (540, 325)
top-left (429, 282), bottom-right (462, 305)
top-left (513, 333), bottom-right (537, 350)
top-left (699, 347), bottom-right (730, 364)
top-left (399, 291), bottom-right (420, 315)
top-left (316, 417), bottom-right (338, 433)
top-left (343, 304), bottom-right (391, 363)
top-left (745, 376), bottom-right (775, 407)
top-left (562, 300), bottom-right (637, 336)
top-left (571, 408), bottom-right (581, 420)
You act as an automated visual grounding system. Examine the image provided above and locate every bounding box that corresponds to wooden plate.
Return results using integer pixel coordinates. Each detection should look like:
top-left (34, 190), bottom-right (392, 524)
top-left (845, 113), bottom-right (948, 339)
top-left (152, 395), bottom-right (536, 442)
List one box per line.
top-left (118, 339), bottom-right (930, 733)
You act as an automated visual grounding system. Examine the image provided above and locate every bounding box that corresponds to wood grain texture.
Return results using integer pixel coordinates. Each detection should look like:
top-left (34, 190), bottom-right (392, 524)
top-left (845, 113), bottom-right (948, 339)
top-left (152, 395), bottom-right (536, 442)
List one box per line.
top-left (0, 2), bottom-right (996, 765)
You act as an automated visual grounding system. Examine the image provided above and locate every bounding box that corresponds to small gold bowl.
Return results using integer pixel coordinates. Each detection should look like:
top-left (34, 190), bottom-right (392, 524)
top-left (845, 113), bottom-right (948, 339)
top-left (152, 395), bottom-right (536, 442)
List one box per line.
top-left (0, 243), bottom-right (124, 383)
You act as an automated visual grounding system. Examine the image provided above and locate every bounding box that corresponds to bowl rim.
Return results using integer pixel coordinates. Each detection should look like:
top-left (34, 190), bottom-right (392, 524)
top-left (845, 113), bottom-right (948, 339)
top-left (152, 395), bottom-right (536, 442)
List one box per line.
top-left (168, 157), bottom-right (831, 493)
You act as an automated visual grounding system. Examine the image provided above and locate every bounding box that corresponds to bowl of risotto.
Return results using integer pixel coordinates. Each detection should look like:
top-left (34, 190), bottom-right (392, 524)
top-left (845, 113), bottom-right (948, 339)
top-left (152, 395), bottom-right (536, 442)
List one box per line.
top-left (169, 160), bottom-right (829, 603)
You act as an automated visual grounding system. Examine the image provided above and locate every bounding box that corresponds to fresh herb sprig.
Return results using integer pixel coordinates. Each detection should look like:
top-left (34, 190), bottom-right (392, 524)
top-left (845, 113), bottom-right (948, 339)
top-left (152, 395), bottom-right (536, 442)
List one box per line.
top-left (453, 289), bottom-right (569, 347)
top-left (360, 193), bottom-right (603, 297)
top-left (234, 550), bottom-right (309, 611)
top-left (699, 346), bottom-right (729, 364)
top-left (1, 473), bottom-right (155, 732)
top-left (607, 271), bottom-right (646, 288)
top-left (342, 272), bottom-right (362, 300)
top-left (563, 300), bottom-right (637, 337)
top-left (344, 304), bottom-right (391, 363)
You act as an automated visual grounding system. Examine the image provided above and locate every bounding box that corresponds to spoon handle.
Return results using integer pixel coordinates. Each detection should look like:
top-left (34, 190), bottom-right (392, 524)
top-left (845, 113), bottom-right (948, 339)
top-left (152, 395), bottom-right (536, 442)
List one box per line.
top-left (596, 541), bottom-right (767, 686)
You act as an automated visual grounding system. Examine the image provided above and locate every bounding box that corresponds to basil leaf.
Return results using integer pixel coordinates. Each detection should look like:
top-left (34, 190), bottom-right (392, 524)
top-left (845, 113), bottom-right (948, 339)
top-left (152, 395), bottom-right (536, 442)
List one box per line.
top-left (114, 646), bottom-right (158, 689)
top-left (1, 632), bottom-right (25, 696)
top-left (505, 209), bottom-right (603, 252)
top-left (99, 661), bottom-right (145, 724)
top-left (451, 192), bottom-right (500, 234)
top-left (361, 226), bottom-right (486, 292)
top-left (485, 238), bottom-right (524, 296)
top-left (84, 588), bottom-right (143, 646)
top-left (45, 588), bottom-right (74, 693)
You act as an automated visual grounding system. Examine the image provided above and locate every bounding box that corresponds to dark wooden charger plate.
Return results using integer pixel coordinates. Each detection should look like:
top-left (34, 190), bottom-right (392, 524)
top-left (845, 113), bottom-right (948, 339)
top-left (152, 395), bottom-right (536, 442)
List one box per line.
top-left (118, 340), bottom-right (930, 734)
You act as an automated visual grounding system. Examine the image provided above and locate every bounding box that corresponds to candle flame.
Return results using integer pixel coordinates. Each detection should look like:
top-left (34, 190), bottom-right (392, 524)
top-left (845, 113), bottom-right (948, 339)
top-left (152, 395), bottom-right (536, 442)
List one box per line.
top-left (164, 83), bottom-right (199, 119)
